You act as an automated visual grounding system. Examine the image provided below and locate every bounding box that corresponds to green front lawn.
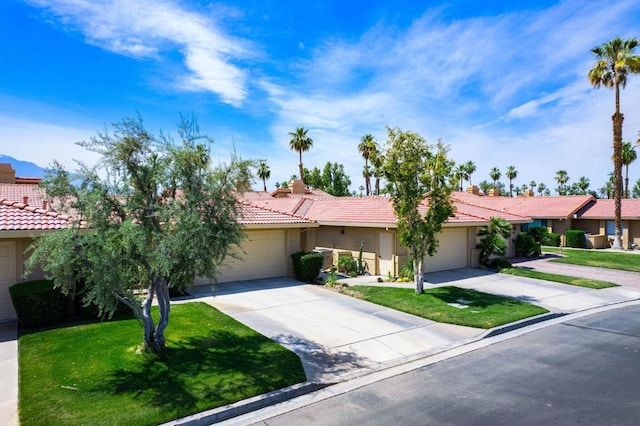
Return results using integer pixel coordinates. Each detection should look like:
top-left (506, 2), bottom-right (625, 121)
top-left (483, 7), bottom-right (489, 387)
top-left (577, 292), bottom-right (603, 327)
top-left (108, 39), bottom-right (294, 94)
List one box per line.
top-left (346, 285), bottom-right (548, 329)
top-left (543, 247), bottom-right (640, 272)
top-left (500, 267), bottom-right (619, 289)
top-left (19, 302), bottom-right (306, 426)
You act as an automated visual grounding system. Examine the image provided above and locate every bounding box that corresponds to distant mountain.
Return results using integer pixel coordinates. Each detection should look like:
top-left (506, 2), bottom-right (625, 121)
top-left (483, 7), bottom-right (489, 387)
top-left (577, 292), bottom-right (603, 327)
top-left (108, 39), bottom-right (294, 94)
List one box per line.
top-left (0, 155), bottom-right (45, 178)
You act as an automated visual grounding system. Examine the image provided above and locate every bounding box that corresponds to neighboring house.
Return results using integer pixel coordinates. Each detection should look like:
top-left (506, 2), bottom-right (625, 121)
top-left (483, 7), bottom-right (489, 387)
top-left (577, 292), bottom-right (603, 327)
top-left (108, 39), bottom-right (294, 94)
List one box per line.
top-left (243, 181), bottom-right (531, 277)
top-left (452, 186), bottom-right (640, 249)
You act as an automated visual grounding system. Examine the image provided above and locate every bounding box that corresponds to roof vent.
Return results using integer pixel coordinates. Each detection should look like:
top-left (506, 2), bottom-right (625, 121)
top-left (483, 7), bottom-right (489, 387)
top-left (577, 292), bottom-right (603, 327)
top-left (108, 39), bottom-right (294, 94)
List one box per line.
top-left (23, 196), bottom-right (29, 205)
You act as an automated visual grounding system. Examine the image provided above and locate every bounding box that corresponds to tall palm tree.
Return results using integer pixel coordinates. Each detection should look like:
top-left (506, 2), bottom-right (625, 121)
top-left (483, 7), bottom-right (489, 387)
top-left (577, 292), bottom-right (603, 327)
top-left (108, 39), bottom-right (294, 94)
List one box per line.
top-left (358, 134), bottom-right (378, 195)
top-left (555, 170), bottom-right (569, 195)
top-left (288, 127), bottom-right (313, 182)
top-left (589, 37), bottom-right (640, 248)
top-left (454, 164), bottom-right (466, 191)
top-left (620, 142), bottom-right (637, 198)
top-left (529, 180), bottom-right (537, 192)
top-left (464, 161), bottom-right (476, 186)
top-left (505, 165), bottom-right (518, 197)
top-left (576, 176), bottom-right (590, 195)
top-left (257, 160), bottom-right (271, 192)
top-left (489, 167), bottom-right (501, 191)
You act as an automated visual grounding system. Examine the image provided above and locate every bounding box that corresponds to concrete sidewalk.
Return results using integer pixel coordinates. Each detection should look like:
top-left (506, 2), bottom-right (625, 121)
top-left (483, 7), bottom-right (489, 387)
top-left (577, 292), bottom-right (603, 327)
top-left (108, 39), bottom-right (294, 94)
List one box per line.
top-left (0, 320), bottom-right (18, 426)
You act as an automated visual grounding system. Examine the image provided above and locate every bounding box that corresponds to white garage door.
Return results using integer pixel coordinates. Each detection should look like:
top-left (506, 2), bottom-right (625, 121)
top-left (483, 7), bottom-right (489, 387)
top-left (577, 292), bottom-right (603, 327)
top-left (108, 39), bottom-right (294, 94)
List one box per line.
top-left (0, 241), bottom-right (17, 321)
top-left (424, 228), bottom-right (468, 273)
top-left (216, 230), bottom-right (287, 283)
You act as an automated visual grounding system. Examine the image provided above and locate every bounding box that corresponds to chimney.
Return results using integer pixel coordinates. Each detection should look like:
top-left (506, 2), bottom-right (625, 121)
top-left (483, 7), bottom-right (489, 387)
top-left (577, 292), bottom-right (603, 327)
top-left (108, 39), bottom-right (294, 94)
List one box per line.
top-left (23, 196), bottom-right (29, 205)
top-left (488, 188), bottom-right (499, 197)
top-left (523, 189), bottom-right (534, 197)
top-left (466, 185), bottom-right (480, 196)
top-left (0, 163), bottom-right (16, 184)
top-left (289, 179), bottom-right (306, 195)
top-left (42, 200), bottom-right (49, 210)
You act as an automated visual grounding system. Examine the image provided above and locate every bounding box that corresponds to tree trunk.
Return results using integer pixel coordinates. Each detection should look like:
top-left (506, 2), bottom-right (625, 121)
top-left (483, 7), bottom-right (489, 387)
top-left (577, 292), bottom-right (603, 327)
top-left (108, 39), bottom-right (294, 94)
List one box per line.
top-left (414, 258), bottom-right (423, 294)
top-left (142, 284), bottom-right (156, 349)
top-left (298, 151), bottom-right (304, 182)
top-left (624, 165), bottom-right (629, 199)
top-left (153, 279), bottom-right (170, 352)
top-left (612, 111), bottom-right (624, 250)
top-left (263, 178), bottom-right (267, 192)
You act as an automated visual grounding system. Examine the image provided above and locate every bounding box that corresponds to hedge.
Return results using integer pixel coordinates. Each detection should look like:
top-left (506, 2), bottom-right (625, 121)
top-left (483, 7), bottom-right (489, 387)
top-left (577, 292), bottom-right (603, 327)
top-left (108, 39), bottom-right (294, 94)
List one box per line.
top-left (290, 251), bottom-right (324, 283)
top-left (565, 229), bottom-right (586, 248)
top-left (542, 232), bottom-right (561, 247)
top-left (9, 280), bottom-right (66, 329)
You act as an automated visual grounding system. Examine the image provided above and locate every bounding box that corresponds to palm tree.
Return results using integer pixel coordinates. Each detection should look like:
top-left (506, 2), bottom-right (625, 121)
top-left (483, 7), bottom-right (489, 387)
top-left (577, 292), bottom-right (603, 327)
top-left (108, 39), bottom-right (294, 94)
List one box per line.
top-left (454, 164), bottom-right (466, 191)
top-left (537, 182), bottom-right (547, 196)
top-left (529, 180), bottom-right (537, 192)
top-left (288, 127), bottom-right (313, 182)
top-left (555, 170), bottom-right (569, 195)
top-left (589, 37), bottom-right (640, 248)
top-left (576, 176), bottom-right (590, 195)
top-left (478, 180), bottom-right (492, 195)
top-left (257, 160), bottom-right (270, 192)
top-left (464, 161), bottom-right (476, 186)
top-left (620, 142), bottom-right (637, 198)
top-left (489, 167), bottom-right (501, 191)
top-left (358, 134), bottom-right (378, 195)
top-left (505, 165), bottom-right (518, 197)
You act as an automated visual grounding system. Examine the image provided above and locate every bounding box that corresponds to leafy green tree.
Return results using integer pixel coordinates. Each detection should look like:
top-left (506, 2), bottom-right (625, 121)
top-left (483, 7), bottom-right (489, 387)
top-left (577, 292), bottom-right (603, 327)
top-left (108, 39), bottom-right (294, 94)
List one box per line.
top-left (304, 162), bottom-right (352, 196)
top-left (382, 127), bottom-right (455, 293)
top-left (464, 160), bottom-right (476, 186)
top-left (27, 115), bottom-right (245, 352)
top-left (589, 37), bottom-right (640, 248)
top-left (505, 165), bottom-right (518, 197)
top-left (288, 127), bottom-right (313, 182)
top-left (358, 134), bottom-right (378, 195)
top-left (555, 170), bottom-right (569, 195)
top-left (621, 141), bottom-right (637, 198)
top-left (257, 160), bottom-right (271, 192)
top-left (477, 217), bottom-right (511, 266)
top-left (489, 167), bottom-right (501, 191)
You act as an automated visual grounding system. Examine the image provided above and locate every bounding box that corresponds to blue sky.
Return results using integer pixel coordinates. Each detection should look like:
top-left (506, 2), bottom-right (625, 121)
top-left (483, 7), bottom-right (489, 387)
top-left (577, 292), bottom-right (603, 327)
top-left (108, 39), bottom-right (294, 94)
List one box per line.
top-left (1, 0), bottom-right (640, 194)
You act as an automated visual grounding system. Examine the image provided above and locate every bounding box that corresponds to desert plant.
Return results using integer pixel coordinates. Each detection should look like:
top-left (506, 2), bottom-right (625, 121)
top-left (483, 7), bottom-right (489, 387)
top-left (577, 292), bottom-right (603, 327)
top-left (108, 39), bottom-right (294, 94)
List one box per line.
top-left (356, 241), bottom-right (368, 275)
top-left (338, 256), bottom-right (358, 275)
top-left (399, 258), bottom-right (415, 279)
top-left (324, 267), bottom-right (338, 287)
top-left (477, 217), bottom-right (511, 266)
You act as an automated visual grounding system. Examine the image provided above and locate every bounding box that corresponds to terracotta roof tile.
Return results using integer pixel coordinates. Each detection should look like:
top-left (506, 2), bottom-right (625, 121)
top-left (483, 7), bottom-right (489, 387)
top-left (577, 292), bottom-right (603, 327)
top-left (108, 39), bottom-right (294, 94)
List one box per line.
top-left (452, 191), bottom-right (594, 219)
top-left (0, 199), bottom-right (72, 231)
top-left (576, 199), bottom-right (640, 219)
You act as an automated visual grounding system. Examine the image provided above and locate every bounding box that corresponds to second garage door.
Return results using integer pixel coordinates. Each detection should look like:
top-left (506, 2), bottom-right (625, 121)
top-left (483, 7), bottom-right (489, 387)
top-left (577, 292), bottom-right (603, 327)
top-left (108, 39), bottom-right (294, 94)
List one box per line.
top-left (424, 228), bottom-right (468, 273)
top-left (216, 230), bottom-right (287, 283)
top-left (0, 241), bottom-right (17, 321)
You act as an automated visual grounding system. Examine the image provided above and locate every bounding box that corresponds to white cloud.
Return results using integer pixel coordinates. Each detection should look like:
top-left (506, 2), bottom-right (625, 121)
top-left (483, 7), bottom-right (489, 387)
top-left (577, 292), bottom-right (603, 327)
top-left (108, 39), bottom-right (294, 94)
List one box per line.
top-left (24, 0), bottom-right (251, 106)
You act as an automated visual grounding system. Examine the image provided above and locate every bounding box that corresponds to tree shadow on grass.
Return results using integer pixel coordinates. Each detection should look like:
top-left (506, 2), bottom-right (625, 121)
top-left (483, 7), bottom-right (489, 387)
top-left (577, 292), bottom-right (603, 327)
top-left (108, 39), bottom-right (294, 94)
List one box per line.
top-left (92, 329), bottom-right (307, 417)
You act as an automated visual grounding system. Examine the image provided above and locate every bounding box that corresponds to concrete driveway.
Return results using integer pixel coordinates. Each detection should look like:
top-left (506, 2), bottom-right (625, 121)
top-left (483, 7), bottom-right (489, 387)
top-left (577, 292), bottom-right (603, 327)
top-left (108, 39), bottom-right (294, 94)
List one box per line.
top-left (182, 268), bottom-right (640, 384)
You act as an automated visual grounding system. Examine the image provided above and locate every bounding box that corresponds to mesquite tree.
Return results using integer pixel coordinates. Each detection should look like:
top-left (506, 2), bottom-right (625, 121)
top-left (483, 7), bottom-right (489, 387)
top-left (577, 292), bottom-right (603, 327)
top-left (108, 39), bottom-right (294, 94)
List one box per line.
top-left (28, 115), bottom-right (246, 352)
top-left (382, 127), bottom-right (455, 293)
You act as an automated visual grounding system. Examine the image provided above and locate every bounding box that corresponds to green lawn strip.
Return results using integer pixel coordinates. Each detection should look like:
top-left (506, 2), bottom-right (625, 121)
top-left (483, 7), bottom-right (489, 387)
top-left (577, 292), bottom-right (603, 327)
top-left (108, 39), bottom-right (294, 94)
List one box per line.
top-left (19, 302), bottom-right (306, 426)
top-left (500, 267), bottom-right (619, 289)
top-left (543, 247), bottom-right (640, 272)
top-left (347, 285), bottom-right (548, 329)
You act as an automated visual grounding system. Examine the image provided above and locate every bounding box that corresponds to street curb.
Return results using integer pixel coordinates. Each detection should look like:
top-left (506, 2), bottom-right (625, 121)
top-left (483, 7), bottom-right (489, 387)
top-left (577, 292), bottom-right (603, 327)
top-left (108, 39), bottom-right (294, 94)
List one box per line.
top-left (161, 382), bottom-right (328, 426)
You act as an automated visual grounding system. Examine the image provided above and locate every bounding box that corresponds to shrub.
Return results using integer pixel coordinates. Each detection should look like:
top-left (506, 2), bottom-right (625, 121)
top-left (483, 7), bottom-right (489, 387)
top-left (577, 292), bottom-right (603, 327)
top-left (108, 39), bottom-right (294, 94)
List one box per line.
top-left (542, 232), bottom-right (561, 247)
top-left (565, 229), bottom-right (586, 248)
top-left (514, 232), bottom-right (540, 257)
top-left (489, 258), bottom-right (512, 271)
top-left (290, 251), bottom-right (306, 281)
top-left (9, 280), bottom-right (66, 329)
top-left (399, 259), bottom-right (414, 279)
top-left (300, 252), bottom-right (324, 283)
top-left (528, 226), bottom-right (548, 244)
top-left (324, 267), bottom-right (338, 287)
top-left (337, 256), bottom-right (358, 274)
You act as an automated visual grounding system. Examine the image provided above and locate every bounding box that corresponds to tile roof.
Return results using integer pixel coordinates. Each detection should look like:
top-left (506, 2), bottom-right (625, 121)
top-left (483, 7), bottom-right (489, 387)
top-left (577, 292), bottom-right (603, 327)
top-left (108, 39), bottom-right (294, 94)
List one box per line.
top-left (237, 202), bottom-right (312, 225)
top-left (576, 199), bottom-right (640, 219)
top-left (0, 183), bottom-right (48, 207)
top-left (452, 191), bottom-right (594, 219)
top-left (0, 199), bottom-right (73, 231)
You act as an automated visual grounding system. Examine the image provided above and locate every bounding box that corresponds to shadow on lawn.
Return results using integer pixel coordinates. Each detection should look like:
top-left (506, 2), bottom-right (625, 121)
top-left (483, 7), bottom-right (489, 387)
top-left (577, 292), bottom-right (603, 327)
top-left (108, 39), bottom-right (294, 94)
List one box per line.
top-left (428, 286), bottom-right (532, 309)
top-left (93, 329), bottom-right (307, 413)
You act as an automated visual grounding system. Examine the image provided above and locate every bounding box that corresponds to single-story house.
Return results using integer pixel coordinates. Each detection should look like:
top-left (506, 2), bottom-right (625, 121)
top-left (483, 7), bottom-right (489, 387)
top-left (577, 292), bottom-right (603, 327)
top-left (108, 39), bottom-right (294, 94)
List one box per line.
top-left (452, 186), bottom-right (640, 249)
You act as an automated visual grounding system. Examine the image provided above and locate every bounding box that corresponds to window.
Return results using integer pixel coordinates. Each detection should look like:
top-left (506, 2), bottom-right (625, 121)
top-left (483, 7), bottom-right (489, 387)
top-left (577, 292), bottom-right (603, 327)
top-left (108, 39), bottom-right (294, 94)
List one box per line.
top-left (522, 219), bottom-right (548, 233)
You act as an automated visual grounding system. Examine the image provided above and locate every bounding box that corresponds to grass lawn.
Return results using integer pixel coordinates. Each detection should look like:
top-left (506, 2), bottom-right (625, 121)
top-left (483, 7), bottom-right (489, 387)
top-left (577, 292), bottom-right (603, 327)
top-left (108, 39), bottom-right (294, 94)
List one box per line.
top-left (345, 285), bottom-right (548, 329)
top-left (543, 247), bottom-right (640, 272)
top-left (19, 302), bottom-right (306, 426)
top-left (500, 267), bottom-right (619, 289)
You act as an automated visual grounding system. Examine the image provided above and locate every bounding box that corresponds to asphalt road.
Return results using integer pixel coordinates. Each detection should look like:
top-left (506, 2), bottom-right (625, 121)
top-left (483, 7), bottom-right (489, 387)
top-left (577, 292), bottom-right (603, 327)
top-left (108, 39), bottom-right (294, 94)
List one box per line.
top-left (254, 305), bottom-right (640, 425)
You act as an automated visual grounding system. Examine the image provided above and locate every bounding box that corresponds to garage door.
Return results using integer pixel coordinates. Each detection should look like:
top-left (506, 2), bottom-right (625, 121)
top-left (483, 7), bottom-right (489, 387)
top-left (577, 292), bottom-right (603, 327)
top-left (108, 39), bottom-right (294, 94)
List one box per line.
top-left (216, 230), bottom-right (287, 283)
top-left (0, 241), bottom-right (17, 321)
top-left (424, 228), bottom-right (468, 273)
